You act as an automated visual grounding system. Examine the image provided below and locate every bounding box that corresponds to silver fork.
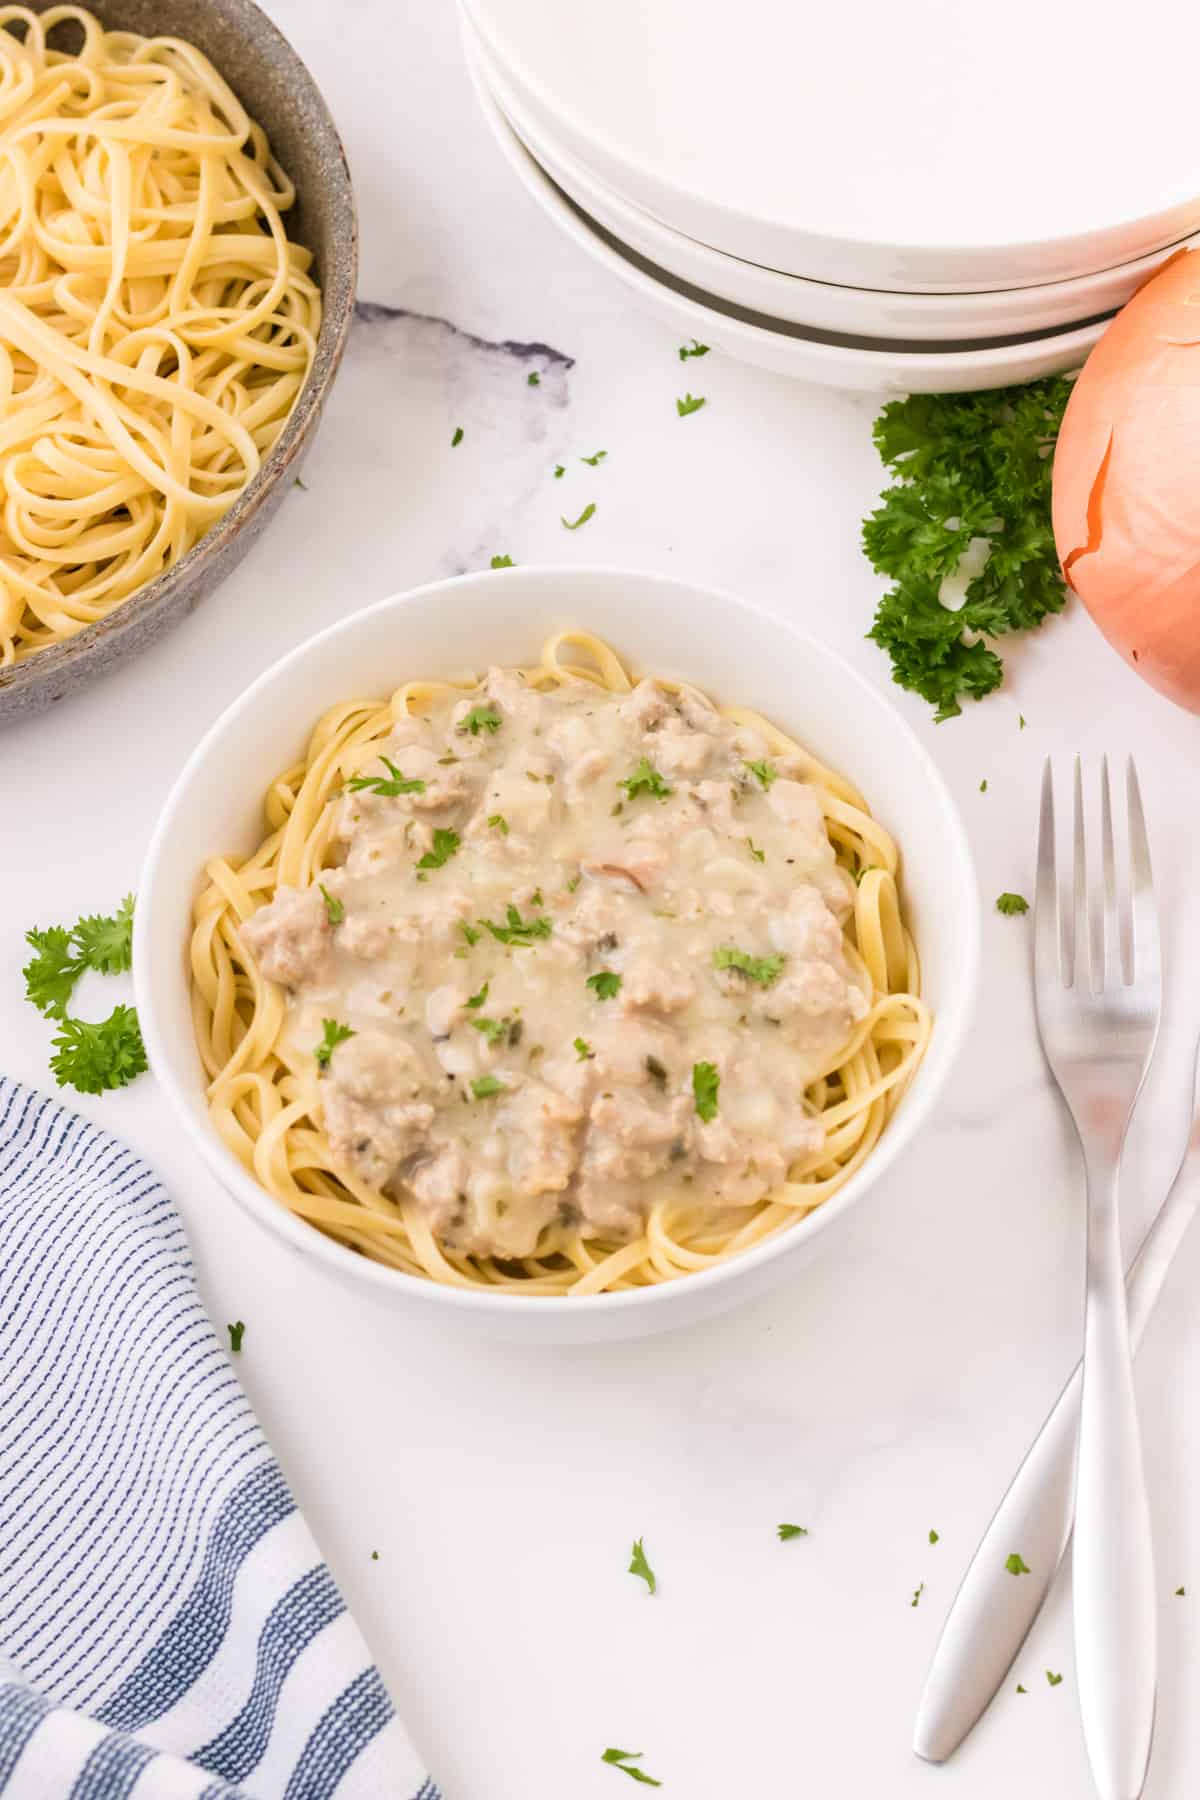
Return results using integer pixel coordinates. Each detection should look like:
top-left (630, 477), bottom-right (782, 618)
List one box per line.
top-left (1035, 757), bottom-right (1161, 1800)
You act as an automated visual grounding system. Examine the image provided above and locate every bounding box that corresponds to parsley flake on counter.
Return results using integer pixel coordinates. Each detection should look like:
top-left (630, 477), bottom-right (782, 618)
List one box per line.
top-left (744, 759), bottom-right (777, 789)
top-left (581, 450), bottom-right (607, 466)
top-left (929, 1529), bottom-right (940, 1545)
top-left (451, 426), bottom-right (464, 447)
top-left (587, 970), bottom-right (622, 1001)
top-left (417, 828), bottom-right (461, 870)
top-left (527, 370), bottom-right (540, 386)
top-left (692, 1061), bottom-right (719, 1122)
top-left (574, 1037), bottom-right (593, 1061)
top-left (1046, 1670), bottom-right (1063, 1687)
top-left (777, 1523), bottom-right (808, 1541)
top-left (1019, 714), bottom-right (1027, 730)
top-left (227, 1321), bottom-right (245, 1354)
top-left (678, 339), bottom-right (710, 360)
top-left (371, 1551), bottom-right (380, 1561)
top-left (619, 757), bottom-right (672, 801)
top-left (315, 1018), bottom-right (355, 1071)
top-left (1005, 1553), bottom-right (1031, 1576)
top-left (488, 813), bottom-right (509, 834)
top-left (459, 705), bottom-right (503, 736)
top-left (996, 893), bottom-right (1029, 916)
top-left (561, 501), bottom-right (596, 531)
top-left (746, 838), bottom-right (765, 863)
top-left (49, 1006), bottom-right (147, 1095)
top-left (862, 378), bottom-right (1071, 721)
top-left (1016, 1684), bottom-right (1027, 1694)
top-left (713, 947), bottom-right (784, 986)
top-left (1177, 1586), bottom-right (1187, 1597)
top-left (911, 1583), bottom-right (925, 1608)
top-left (628, 1537), bottom-right (657, 1595)
top-left (319, 884), bottom-right (344, 925)
top-left (347, 757), bottom-right (426, 797)
top-left (601, 1749), bottom-right (661, 1787)
top-left (482, 904), bottom-right (552, 946)
top-left (460, 922), bottom-right (481, 947)
top-left (490, 554), bottom-right (514, 569)
top-left (554, 464), bottom-right (565, 478)
top-left (676, 392), bottom-right (706, 417)
top-left (979, 779), bottom-right (988, 793)
top-left (471, 1075), bottom-right (505, 1100)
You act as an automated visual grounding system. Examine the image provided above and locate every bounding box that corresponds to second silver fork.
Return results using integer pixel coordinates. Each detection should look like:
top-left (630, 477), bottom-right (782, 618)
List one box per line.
top-left (1035, 757), bottom-right (1161, 1800)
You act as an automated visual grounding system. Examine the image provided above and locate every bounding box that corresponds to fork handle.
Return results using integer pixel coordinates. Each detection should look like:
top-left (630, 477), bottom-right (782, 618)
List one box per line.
top-left (1074, 1163), bottom-right (1157, 1800)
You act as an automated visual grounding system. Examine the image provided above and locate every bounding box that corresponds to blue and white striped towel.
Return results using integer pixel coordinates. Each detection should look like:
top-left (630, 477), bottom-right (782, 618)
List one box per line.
top-left (0, 1077), bottom-right (439, 1800)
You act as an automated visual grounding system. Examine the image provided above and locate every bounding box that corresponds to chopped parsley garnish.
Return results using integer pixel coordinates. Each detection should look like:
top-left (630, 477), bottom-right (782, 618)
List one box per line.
top-left (481, 904), bottom-right (552, 946)
top-left (561, 502), bottom-right (596, 531)
top-left (929, 1529), bottom-right (939, 1545)
top-left (458, 705), bottom-right (503, 736)
top-left (713, 947), bottom-right (785, 986)
top-left (527, 370), bottom-right (540, 387)
top-left (488, 813), bottom-right (509, 834)
top-left (49, 1007), bottom-right (147, 1095)
top-left (777, 1523), bottom-right (808, 1541)
top-left (1046, 1670), bottom-right (1063, 1687)
top-left (587, 970), bottom-right (622, 1001)
top-left (471, 1075), bottom-right (505, 1099)
top-left (465, 982), bottom-right (489, 1010)
top-left (862, 378), bottom-right (1071, 721)
top-left (471, 1016), bottom-right (507, 1044)
top-left (676, 392), bottom-right (706, 416)
top-left (293, 475), bottom-right (308, 491)
top-left (554, 464), bottom-right (565, 478)
top-left (679, 339), bottom-right (710, 360)
top-left (451, 425), bottom-right (463, 447)
top-left (581, 450), bottom-right (607, 465)
top-left (645, 1055), bottom-right (667, 1087)
top-left (628, 1537), bottom-right (656, 1595)
top-left (911, 1583), bottom-right (925, 1608)
top-left (574, 1037), bottom-right (593, 1061)
top-left (692, 1061), bottom-right (719, 1122)
top-left (619, 757), bottom-right (672, 802)
top-left (601, 1749), bottom-right (661, 1787)
top-left (745, 759), bottom-right (777, 789)
top-left (567, 874), bottom-right (581, 892)
top-left (1005, 1553), bottom-right (1031, 1576)
top-left (1177, 1586), bottom-right (1187, 1597)
top-left (746, 838), bottom-right (765, 863)
top-left (319, 884), bottom-right (344, 925)
top-left (315, 1018), bottom-right (355, 1070)
top-left (1019, 714), bottom-right (1027, 730)
top-left (996, 893), bottom-right (1029, 916)
top-left (227, 1321), bottom-right (245, 1354)
top-left (530, 889), bottom-right (544, 906)
top-left (1016, 1684), bottom-right (1027, 1694)
top-left (459, 921), bottom-right (481, 947)
top-left (24, 894), bottom-right (136, 1016)
top-left (347, 757), bottom-right (426, 797)
top-left (490, 554), bottom-right (514, 569)
top-left (417, 828), bottom-right (461, 870)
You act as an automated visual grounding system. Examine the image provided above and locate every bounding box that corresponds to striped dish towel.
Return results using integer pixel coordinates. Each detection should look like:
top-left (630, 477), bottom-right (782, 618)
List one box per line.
top-left (0, 1077), bottom-right (439, 1800)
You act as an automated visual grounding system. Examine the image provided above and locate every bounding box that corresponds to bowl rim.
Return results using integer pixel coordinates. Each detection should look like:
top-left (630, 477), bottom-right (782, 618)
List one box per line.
top-left (135, 565), bottom-right (981, 1320)
top-left (0, 0), bottom-right (359, 711)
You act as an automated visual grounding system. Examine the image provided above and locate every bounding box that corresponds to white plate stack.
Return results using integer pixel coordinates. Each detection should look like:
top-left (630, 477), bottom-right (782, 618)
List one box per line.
top-left (460, 0), bottom-right (1200, 392)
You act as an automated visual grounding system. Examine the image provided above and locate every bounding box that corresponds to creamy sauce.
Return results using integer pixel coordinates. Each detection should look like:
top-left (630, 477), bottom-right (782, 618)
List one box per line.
top-left (241, 670), bottom-right (868, 1259)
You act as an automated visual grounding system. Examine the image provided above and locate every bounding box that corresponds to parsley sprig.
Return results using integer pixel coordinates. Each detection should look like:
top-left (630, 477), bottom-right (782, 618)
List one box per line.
top-left (48, 1008), bottom-right (147, 1095)
top-left (862, 378), bottom-right (1072, 721)
top-left (23, 897), bottom-right (147, 1094)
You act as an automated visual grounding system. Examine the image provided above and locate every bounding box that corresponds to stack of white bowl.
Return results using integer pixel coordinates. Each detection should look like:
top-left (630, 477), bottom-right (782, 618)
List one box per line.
top-left (460, 0), bottom-right (1200, 393)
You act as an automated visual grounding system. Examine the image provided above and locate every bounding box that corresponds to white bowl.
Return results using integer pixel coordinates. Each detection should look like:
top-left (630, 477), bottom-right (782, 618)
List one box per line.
top-left (470, 17), bottom-right (1196, 344)
top-left (135, 568), bottom-right (980, 1344)
top-left (465, 0), bottom-right (1200, 292)
top-left (465, 39), bottom-right (1112, 396)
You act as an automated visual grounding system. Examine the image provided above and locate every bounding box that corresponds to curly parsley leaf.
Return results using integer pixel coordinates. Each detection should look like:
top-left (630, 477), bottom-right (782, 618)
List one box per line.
top-left (49, 1005), bottom-right (147, 1094)
top-left (996, 892), bottom-right (1029, 916)
top-left (713, 947), bottom-right (785, 986)
top-left (347, 757), bottom-right (426, 797)
top-left (619, 758), bottom-right (672, 802)
top-left (587, 970), bottom-right (622, 1001)
top-left (417, 829), bottom-right (461, 871)
top-left (458, 705), bottom-right (502, 736)
top-left (863, 378), bottom-right (1072, 721)
top-left (692, 1061), bottom-right (719, 1122)
top-left (73, 894), bottom-right (135, 975)
top-left (315, 1018), bottom-right (355, 1071)
top-left (601, 1749), bottom-right (661, 1787)
top-left (628, 1537), bottom-right (657, 1595)
top-left (23, 925), bottom-right (82, 1019)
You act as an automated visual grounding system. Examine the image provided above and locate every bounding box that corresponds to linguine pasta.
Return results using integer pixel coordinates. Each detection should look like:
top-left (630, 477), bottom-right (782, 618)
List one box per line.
top-left (0, 4), bottom-right (321, 664)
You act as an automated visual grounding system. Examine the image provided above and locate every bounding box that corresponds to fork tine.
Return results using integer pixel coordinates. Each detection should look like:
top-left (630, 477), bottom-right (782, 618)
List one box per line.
top-left (1034, 759), bottom-right (1063, 987)
top-left (1099, 755), bottom-right (1121, 989)
top-left (1072, 756), bottom-right (1088, 992)
top-left (1126, 759), bottom-right (1160, 990)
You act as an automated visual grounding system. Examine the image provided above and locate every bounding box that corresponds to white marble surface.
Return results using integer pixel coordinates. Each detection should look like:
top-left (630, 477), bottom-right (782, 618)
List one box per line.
top-left (5, 3), bottom-right (1200, 1794)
